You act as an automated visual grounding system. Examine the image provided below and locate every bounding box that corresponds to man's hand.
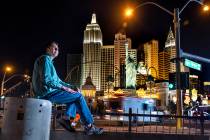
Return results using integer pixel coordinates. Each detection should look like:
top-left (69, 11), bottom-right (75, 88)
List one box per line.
top-left (61, 86), bottom-right (77, 93)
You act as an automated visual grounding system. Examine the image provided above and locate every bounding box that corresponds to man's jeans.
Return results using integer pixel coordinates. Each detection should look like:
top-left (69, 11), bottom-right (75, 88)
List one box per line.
top-left (42, 90), bottom-right (93, 125)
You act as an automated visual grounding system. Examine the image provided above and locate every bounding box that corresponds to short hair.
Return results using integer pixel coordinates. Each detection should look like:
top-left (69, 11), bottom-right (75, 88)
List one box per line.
top-left (45, 41), bottom-right (59, 49)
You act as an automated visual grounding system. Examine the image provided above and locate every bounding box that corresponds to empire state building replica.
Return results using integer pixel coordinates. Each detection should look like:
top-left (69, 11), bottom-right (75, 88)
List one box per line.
top-left (82, 13), bottom-right (103, 91)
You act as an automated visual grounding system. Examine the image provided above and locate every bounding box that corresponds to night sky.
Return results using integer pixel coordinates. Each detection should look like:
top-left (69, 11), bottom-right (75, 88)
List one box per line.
top-left (0, 0), bottom-right (210, 80)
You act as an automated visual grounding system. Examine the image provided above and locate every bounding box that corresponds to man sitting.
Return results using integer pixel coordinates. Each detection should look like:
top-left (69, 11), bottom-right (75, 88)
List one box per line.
top-left (32, 41), bottom-right (103, 135)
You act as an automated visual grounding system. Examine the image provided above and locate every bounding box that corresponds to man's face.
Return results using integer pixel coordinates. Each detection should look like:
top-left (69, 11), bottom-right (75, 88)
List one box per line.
top-left (47, 43), bottom-right (59, 59)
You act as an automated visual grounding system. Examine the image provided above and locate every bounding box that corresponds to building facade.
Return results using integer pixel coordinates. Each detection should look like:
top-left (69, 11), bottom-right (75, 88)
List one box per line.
top-left (158, 51), bottom-right (170, 80)
top-left (114, 32), bottom-right (131, 87)
top-left (165, 27), bottom-right (188, 73)
top-left (82, 13), bottom-right (103, 90)
top-left (144, 39), bottom-right (159, 79)
top-left (101, 45), bottom-right (115, 91)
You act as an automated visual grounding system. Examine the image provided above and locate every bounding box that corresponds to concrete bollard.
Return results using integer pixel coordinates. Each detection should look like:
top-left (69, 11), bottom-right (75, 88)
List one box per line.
top-left (2, 97), bottom-right (52, 140)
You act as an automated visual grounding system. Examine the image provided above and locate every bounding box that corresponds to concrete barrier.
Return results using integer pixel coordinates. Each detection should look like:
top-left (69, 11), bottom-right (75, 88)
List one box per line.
top-left (1, 97), bottom-right (52, 140)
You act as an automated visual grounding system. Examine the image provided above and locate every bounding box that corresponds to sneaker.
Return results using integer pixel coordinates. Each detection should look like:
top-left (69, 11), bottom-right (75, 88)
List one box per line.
top-left (84, 125), bottom-right (103, 135)
top-left (58, 118), bottom-right (76, 132)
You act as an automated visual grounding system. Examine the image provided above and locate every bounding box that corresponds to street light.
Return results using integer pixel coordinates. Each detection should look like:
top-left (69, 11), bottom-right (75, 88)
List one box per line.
top-left (124, 0), bottom-right (208, 128)
top-left (1, 73), bottom-right (30, 96)
top-left (1, 66), bottom-right (12, 96)
top-left (203, 5), bottom-right (209, 11)
top-left (125, 8), bottom-right (134, 17)
top-left (4, 74), bottom-right (30, 85)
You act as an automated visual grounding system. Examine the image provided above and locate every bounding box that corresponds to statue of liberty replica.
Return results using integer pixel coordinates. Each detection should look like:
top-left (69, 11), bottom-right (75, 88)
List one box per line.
top-left (125, 45), bottom-right (138, 89)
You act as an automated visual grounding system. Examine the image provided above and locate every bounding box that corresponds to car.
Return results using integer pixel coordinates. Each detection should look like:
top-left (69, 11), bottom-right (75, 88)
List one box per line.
top-left (186, 105), bottom-right (210, 120)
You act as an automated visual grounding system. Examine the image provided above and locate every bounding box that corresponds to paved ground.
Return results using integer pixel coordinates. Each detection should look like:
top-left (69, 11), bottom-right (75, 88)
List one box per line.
top-left (55, 125), bottom-right (210, 135)
top-left (1, 116), bottom-right (210, 139)
top-left (52, 119), bottom-right (210, 135)
top-left (50, 130), bottom-right (209, 140)
top-left (1, 128), bottom-right (209, 140)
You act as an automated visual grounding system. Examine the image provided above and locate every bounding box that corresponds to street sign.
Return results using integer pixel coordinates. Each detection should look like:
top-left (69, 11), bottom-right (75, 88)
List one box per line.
top-left (184, 59), bottom-right (201, 71)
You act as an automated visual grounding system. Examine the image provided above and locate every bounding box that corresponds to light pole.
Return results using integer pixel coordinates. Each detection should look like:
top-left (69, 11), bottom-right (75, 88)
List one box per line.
top-left (1, 66), bottom-right (12, 96)
top-left (1, 73), bottom-right (30, 96)
top-left (174, 8), bottom-right (183, 128)
top-left (125, 0), bottom-right (208, 128)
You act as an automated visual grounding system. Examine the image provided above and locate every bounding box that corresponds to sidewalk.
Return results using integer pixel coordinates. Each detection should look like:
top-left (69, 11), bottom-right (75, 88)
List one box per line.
top-left (0, 127), bottom-right (209, 140)
top-left (50, 130), bottom-right (209, 140)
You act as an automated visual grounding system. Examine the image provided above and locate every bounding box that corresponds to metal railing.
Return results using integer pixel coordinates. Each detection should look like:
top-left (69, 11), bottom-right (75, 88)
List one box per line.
top-left (51, 106), bottom-right (210, 135)
top-left (98, 108), bottom-right (210, 135)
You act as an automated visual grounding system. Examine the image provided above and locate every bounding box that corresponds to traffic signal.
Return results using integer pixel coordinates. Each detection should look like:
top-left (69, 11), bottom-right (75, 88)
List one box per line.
top-left (181, 72), bottom-right (189, 89)
top-left (169, 72), bottom-right (189, 90)
top-left (169, 83), bottom-right (174, 89)
top-left (169, 73), bottom-right (176, 90)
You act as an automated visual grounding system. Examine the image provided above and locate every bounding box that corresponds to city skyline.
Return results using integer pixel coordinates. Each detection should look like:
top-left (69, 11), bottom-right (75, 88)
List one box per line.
top-left (0, 0), bottom-right (210, 79)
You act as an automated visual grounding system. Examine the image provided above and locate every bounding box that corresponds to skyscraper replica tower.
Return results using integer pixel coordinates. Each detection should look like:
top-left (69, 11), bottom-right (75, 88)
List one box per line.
top-left (82, 13), bottom-right (103, 91)
top-left (158, 51), bottom-right (170, 80)
top-left (165, 27), bottom-right (189, 73)
top-left (101, 45), bottom-right (114, 91)
top-left (114, 33), bottom-right (131, 87)
top-left (144, 40), bottom-right (159, 79)
top-left (165, 27), bottom-right (176, 73)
